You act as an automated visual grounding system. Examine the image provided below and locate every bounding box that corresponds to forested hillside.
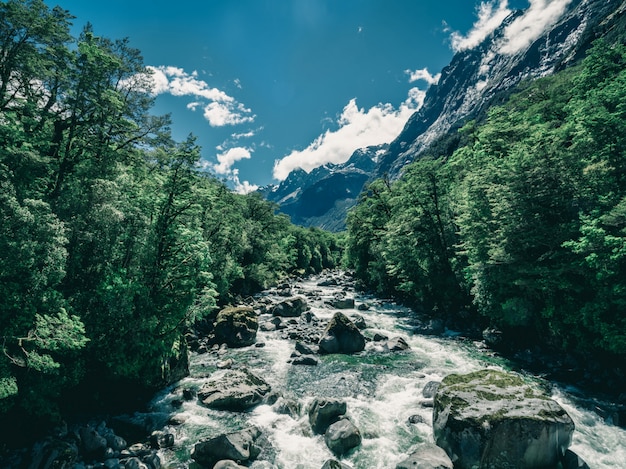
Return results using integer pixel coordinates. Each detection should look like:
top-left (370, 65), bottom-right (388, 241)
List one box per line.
top-left (346, 39), bottom-right (626, 360)
top-left (0, 0), bottom-right (341, 434)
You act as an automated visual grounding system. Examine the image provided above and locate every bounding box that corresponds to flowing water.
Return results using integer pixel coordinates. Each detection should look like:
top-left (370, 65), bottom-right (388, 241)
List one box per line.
top-left (148, 273), bottom-right (626, 468)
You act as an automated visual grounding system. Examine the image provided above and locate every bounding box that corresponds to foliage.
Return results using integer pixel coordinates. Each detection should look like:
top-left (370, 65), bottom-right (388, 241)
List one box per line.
top-left (0, 0), bottom-right (342, 426)
top-left (347, 39), bottom-right (626, 357)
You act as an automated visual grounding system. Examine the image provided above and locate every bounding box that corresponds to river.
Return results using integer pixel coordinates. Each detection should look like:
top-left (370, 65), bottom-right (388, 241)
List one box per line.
top-left (147, 272), bottom-right (626, 468)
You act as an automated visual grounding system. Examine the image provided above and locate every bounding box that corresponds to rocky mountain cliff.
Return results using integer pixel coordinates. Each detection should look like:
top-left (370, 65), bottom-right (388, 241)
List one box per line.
top-left (264, 0), bottom-right (626, 232)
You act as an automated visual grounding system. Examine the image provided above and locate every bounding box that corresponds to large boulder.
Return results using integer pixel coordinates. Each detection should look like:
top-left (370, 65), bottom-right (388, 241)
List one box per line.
top-left (318, 313), bottom-right (365, 354)
top-left (191, 427), bottom-right (263, 468)
top-left (324, 418), bottom-right (362, 457)
top-left (433, 369), bottom-right (574, 469)
top-left (308, 398), bottom-right (347, 434)
top-left (213, 306), bottom-right (258, 347)
top-left (396, 443), bottom-right (453, 469)
top-left (271, 296), bottom-right (308, 317)
top-left (198, 368), bottom-right (271, 411)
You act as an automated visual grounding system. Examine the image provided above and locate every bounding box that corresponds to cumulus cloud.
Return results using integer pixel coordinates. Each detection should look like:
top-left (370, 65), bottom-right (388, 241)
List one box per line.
top-left (213, 146), bottom-right (253, 175)
top-left (405, 67), bottom-right (441, 85)
top-left (500, 0), bottom-right (572, 55)
top-left (450, 1), bottom-right (512, 52)
top-left (272, 89), bottom-right (425, 181)
top-left (232, 172), bottom-right (259, 195)
top-left (145, 66), bottom-right (254, 127)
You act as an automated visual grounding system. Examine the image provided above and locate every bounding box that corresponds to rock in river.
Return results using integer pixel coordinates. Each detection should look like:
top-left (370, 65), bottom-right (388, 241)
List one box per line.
top-left (318, 312), bottom-right (365, 354)
top-left (395, 443), bottom-right (453, 469)
top-left (271, 296), bottom-right (308, 317)
top-left (213, 306), bottom-right (258, 348)
top-left (324, 418), bottom-right (362, 457)
top-left (308, 398), bottom-right (347, 434)
top-left (198, 368), bottom-right (271, 411)
top-left (191, 427), bottom-right (264, 468)
top-left (433, 369), bottom-right (574, 469)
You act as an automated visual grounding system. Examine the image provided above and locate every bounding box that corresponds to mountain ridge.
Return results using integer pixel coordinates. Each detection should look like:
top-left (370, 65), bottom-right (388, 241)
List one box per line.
top-left (263, 0), bottom-right (626, 231)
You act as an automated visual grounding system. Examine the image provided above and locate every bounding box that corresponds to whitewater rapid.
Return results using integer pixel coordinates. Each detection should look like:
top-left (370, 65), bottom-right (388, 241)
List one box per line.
top-left (149, 273), bottom-right (626, 468)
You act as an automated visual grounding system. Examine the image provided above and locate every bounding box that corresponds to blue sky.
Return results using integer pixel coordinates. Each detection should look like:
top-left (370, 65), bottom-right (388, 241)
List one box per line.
top-left (45, 0), bottom-right (539, 192)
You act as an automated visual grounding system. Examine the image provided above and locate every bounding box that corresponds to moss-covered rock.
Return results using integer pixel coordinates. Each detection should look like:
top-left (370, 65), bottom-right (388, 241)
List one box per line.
top-left (213, 306), bottom-right (258, 348)
top-left (433, 369), bottom-right (574, 469)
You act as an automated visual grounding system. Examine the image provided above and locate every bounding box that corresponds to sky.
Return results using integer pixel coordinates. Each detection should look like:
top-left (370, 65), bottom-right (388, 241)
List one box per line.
top-left (44, 0), bottom-right (543, 193)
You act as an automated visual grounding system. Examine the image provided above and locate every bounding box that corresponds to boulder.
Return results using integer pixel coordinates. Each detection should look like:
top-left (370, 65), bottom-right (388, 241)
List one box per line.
top-left (384, 336), bottom-right (410, 352)
top-left (149, 431), bottom-right (173, 449)
top-left (318, 313), bottom-right (365, 354)
top-left (318, 278), bottom-right (339, 287)
top-left (271, 296), bottom-right (308, 317)
top-left (273, 397), bottom-right (301, 418)
top-left (292, 355), bottom-right (319, 366)
top-left (433, 369), bottom-right (574, 469)
top-left (198, 368), bottom-right (271, 411)
top-left (328, 296), bottom-right (355, 309)
top-left (395, 443), bottom-right (453, 469)
top-left (351, 314), bottom-right (367, 330)
top-left (321, 460), bottom-right (353, 469)
top-left (308, 398), bottom-right (347, 434)
top-left (422, 381), bottom-right (440, 399)
top-left (79, 426), bottom-right (107, 458)
top-left (191, 427), bottom-right (263, 468)
top-left (324, 418), bottom-right (362, 457)
top-left (213, 460), bottom-right (248, 469)
top-left (295, 341), bottom-right (318, 355)
top-left (213, 306), bottom-right (258, 348)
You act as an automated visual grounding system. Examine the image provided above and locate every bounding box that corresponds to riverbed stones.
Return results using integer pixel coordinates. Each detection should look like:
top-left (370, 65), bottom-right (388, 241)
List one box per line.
top-left (324, 418), bottom-right (362, 457)
top-left (271, 296), bottom-right (308, 317)
top-left (213, 306), bottom-right (258, 348)
top-left (396, 443), bottom-right (453, 469)
top-left (198, 368), bottom-right (271, 411)
top-left (191, 427), bottom-right (263, 468)
top-left (433, 369), bottom-right (575, 469)
top-left (308, 398), bottom-right (347, 434)
top-left (318, 312), bottom-right (365, 354)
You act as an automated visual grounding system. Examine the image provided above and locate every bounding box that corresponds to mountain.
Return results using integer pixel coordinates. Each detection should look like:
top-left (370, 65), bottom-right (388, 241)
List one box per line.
top-left (259, 145), bottom-right (386, 231)
top-left (264, 0), bottom-right (626, 231)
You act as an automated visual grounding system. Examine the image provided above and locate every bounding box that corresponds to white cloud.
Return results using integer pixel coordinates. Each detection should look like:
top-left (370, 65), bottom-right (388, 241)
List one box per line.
top-left (145, 65), bottom-right (255, 127)
top-left (450, 1), bottom-right (512, 52)
top-left (272, 90), bottom-right (425, 181)
top-left (405, 67), bottom-right (441, 85)
top-left (449, 0), bottom-right (573, 56)
top-left (203, 101), bottom-right (254, 127)
top-left (186, 101), bottom-right (201, 111)
top-left (232, 172), bottom-right (259, 194)
top-left (232, 129), bottom-right (258, 139)
top-left (500, 0), bottom-right (572, 55)
top-left (214, 146), bottom-right (253, 175)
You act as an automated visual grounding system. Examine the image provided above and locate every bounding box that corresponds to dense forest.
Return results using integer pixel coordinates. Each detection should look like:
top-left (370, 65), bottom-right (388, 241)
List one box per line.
top-left (346, 39), bottom-right (626, 362)
top-left (0, 0), bottom-right (341, 434)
